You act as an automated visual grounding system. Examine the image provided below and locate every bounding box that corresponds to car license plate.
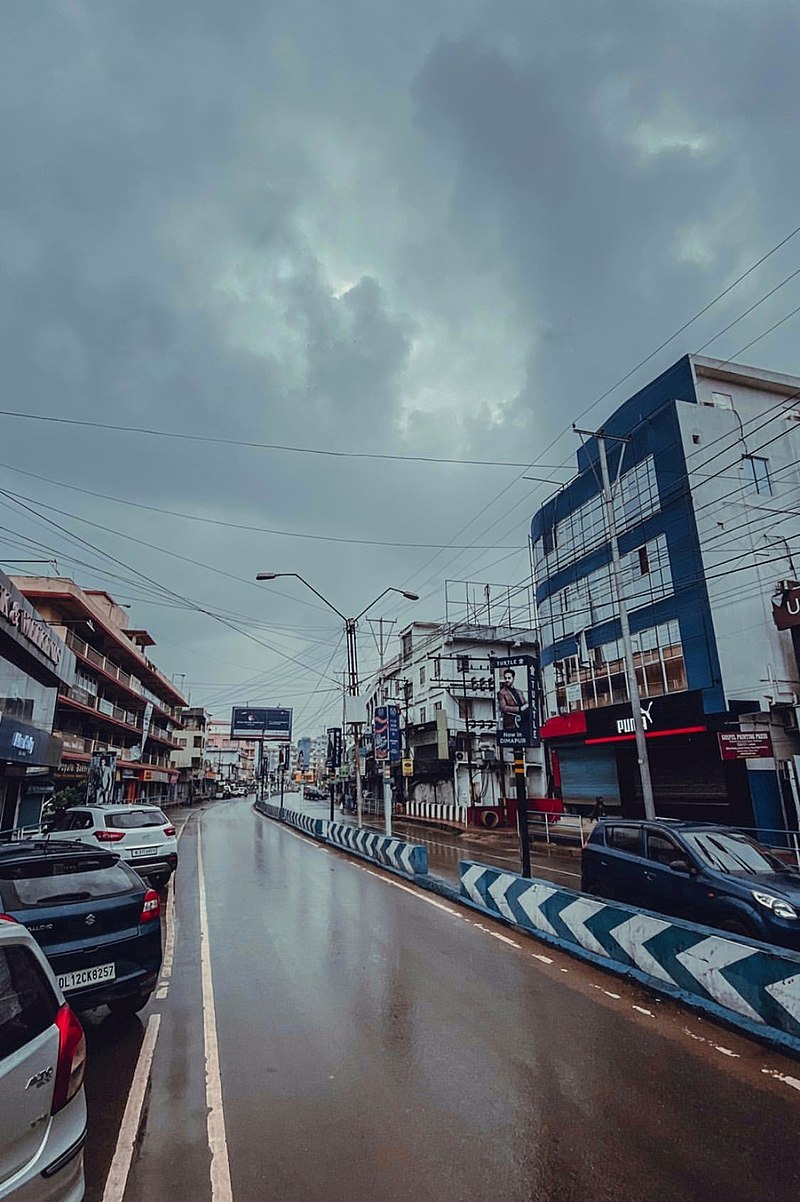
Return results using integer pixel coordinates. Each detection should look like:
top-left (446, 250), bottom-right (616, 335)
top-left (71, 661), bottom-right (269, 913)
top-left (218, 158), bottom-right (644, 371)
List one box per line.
top-left (57, 962), bottom-right (116, 992)
top-left (130, 846), bottom-right (157, 857)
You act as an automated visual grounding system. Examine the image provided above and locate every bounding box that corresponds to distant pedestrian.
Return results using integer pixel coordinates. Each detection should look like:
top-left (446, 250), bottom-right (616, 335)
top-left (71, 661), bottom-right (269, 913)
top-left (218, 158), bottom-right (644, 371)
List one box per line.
top-left (589, 795), bottom-right (606, 822)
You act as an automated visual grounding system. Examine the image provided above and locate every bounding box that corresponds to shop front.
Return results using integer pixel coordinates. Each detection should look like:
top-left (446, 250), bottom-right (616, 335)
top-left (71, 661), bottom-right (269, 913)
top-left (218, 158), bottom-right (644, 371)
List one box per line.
top-left (0, 569), bottom-right (73, 830)
top-left (542, 691), bottom-right (755, 827)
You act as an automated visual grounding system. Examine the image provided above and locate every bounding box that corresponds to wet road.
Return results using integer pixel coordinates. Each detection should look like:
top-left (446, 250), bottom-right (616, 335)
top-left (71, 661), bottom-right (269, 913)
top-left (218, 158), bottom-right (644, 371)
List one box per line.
top-left (95, 798), bottom-right (800, 1202)
top-left (285, 792), bottom-right (584, 889)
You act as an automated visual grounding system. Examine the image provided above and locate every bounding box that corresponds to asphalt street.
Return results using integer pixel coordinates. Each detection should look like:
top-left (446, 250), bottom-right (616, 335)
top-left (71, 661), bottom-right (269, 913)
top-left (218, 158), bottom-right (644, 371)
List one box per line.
top-left (284, 791), bottom-right (584, 889)
top-left (85, 797), bottom-right (800, 1201)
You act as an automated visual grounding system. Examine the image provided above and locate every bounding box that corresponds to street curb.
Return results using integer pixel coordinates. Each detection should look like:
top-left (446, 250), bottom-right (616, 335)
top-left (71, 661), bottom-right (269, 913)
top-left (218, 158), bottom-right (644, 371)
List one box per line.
top-left (251, 803), bottom-right (800, 1060)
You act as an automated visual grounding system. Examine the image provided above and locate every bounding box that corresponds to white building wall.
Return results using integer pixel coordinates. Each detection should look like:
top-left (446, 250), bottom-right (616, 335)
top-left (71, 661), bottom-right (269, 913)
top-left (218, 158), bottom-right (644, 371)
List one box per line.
top-left (677, 378), bottom-right (800, 710)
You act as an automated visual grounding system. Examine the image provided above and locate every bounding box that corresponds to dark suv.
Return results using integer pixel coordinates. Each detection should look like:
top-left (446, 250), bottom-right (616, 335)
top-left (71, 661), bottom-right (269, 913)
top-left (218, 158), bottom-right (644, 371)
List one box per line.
top-left (0, 840), bottom-right (162, 1017)
top-left (581, 819), bottom-right (800, 950)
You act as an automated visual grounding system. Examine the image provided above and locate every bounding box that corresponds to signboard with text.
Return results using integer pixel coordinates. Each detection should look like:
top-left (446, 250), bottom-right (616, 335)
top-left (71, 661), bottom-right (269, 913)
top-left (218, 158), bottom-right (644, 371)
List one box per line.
top-left (492, 655), bottom-right (540, 748)
top-left (230, 707), bottom-right (293, 741)
top-left (374, 705), bottom-right (401, 762)
top-left (326, 727), bottom-right (342, 770)
top-left (772, 588), bottom-right (800, 631)
top-left (718, 731), bottom-right (774, 761)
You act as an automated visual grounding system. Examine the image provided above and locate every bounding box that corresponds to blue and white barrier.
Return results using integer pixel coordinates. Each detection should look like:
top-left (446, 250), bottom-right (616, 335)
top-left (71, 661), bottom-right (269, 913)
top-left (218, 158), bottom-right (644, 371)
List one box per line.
top-left (326, 821), bottom-right (428, 876)
top-left (461, 861), bottom-right (800, 1045)
top-left (254, 799), bottom-right (327, 840)
top-left (253, 800), bottom-right (427, 876)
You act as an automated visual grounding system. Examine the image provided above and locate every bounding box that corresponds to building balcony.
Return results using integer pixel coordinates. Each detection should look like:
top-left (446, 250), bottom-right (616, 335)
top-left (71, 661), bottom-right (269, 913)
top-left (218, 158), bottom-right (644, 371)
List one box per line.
top-left (65, 631), bottom-right (182, 724)
top-left (55, 732), bottom-right (173, 770)
top-left (57, 689), bottom-right (181, 750)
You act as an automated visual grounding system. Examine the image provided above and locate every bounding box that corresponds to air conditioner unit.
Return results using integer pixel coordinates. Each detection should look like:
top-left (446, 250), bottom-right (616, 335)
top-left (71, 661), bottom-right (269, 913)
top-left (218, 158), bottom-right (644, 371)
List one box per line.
top-left (455, 751), bottom-right (467, 762)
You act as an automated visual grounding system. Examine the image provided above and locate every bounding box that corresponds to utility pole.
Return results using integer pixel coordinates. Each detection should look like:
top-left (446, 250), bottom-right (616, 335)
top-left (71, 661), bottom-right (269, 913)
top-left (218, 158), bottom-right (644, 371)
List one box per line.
top-left (575, 426), bottom-right (656, 820)
top-left (458, 656), bottom-right (476, 803)
top-left (346, 617), bottom-right (364, 827)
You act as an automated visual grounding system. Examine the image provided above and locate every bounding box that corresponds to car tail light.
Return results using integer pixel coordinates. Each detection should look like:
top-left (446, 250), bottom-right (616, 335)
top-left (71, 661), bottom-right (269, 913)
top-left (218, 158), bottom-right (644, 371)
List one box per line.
top-left (139, 888), bottom-right (160, 924)
top-left (163, 826), bottom-right (176, 837)
top-left (52, 1005), bottom-right (86, 1114)
top-left (94, 830), bottom-right (126, 842)
top-left (0, 914), bottom-right (17, 923)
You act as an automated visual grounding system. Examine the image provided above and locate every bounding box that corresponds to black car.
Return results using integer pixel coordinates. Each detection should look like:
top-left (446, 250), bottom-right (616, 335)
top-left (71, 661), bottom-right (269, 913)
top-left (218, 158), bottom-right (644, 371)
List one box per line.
top-left (0, 840), bottom-right (162, 1016)
top-left (581, 819), bottom-right (800, 950)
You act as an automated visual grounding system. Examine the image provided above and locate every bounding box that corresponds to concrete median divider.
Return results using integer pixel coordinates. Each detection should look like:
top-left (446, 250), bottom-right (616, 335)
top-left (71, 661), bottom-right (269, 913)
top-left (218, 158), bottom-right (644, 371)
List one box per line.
top-left (461, 860), bottom-right (800, 1051)
top-left (253, 799), bottom-right (428, 876)
top-left (253, 798), bottom-right (327, 840)
top-left (326, 821), bottom-right (428, 876)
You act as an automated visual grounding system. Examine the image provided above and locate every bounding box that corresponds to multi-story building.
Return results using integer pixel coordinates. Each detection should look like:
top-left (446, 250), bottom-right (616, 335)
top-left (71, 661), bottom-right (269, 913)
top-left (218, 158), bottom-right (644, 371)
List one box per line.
top-left (0, 569), bottom-right (75, 830)
top-left (171, 707), bottom-right (213, 802)
top-left (15, 577), bottom-right (186, 804)
top-left (531, 354), bottom-right (800, 835)
top-left (364, 617), bottom-right (541, 828)
top-left (206, 720), bottom-right (256, 786)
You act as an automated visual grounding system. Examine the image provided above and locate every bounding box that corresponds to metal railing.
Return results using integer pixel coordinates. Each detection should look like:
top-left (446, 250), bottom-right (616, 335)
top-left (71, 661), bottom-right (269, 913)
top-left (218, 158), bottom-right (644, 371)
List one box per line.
top-left (65, 631), bottom-right (180, 721)
top-left (527, 813), bottom-right (800, 868)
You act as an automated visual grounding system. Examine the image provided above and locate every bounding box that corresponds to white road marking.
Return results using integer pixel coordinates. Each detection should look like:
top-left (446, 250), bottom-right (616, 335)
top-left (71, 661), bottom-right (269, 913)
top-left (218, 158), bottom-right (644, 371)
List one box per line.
top-left (633, 1006), bottom-right (655, 1017)
top-left (197, 833), bottom-right (234, 1202)
top-left (358, 866), bottom-right (464, 917)
top-left (101, 1013), bottom-right (161, 1202)
top-left (532, 953), bottom-right (554, 965)
top-left (713, 1046), bottom-right (740, 1058)
top-left (472, 923), bottom-right (522, 948)
top-left (761, 1068), bottom-right (800, 1092)
top-left (591, 984), bottom-right (621, 999)
top-left (156, 878), bottom-right (177, 998)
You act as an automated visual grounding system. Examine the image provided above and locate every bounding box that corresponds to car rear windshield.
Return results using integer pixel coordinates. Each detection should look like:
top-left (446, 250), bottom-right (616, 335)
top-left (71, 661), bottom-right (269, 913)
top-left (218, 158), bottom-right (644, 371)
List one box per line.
top-left (0, 944), bottom-right (59, 1059)
top-left (104, 810), bottom-right (168, 829)
top-left (683, 831), bottom-right (791, 875)
top-left (0, 856), bottom-right (139, 908)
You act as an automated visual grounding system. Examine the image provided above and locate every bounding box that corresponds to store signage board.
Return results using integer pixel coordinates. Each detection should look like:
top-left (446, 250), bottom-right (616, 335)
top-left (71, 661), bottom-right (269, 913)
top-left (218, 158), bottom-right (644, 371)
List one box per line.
top-left (374, 705), bottom-right (401, 762)
top-left (718, 731), bottom-right (773, 761)
top-left (230, 707), bottom-right (293, 741)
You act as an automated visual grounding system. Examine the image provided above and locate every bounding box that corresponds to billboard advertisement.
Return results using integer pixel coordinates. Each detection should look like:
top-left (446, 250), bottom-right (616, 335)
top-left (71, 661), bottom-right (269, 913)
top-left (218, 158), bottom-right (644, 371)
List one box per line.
top-left (374, 705), bottom-right (401, 762)
top-left (326, 727), bottom-right (342, 770)
top-left (492, 655), bottom-right (540, 749)
top-left (230, 707), bottom-right (293, 741)
top-left (87, 751), bottom-right (117, 805)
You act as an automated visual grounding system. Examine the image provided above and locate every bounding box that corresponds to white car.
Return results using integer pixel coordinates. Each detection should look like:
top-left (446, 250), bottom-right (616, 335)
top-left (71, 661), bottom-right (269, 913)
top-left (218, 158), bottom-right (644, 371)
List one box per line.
top-left (0, 916), bottom-right (87, 1201)
top-left (47, 805), bottom-right (178, 888)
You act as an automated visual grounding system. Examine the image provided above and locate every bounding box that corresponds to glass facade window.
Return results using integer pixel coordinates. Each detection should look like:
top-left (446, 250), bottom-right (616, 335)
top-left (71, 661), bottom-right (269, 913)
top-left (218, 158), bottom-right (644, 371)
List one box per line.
top-left (745, 456), bottom-right (772, 496)
top-left (538, 534), bottom-right (673, 645)
top-left (0, 659), bottom-right (57, 730)
top-left (544, 620), bottom-right (685, 716)
top-left (533, 455), bottom-right (659, 574)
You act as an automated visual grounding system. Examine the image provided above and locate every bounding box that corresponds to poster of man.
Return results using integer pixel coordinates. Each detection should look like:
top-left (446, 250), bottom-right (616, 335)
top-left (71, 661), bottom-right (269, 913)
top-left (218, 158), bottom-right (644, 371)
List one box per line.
top-left (87, 751), bottom-right (118, 805)
top-left (493, 655), bottom-right (540, 748)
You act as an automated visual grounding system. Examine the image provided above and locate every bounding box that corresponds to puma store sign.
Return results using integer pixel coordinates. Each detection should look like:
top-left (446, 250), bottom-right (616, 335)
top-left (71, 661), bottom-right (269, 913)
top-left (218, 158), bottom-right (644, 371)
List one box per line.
top-left (0, 572), bottom-right (64, 669)
top-left (584, 691), bottom-right (706, 744)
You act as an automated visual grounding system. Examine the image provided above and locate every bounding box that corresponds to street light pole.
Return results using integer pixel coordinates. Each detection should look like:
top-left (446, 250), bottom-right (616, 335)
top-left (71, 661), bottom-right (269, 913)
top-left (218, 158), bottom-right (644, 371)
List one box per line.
top-left (255, 574), bottom-right (419, 828)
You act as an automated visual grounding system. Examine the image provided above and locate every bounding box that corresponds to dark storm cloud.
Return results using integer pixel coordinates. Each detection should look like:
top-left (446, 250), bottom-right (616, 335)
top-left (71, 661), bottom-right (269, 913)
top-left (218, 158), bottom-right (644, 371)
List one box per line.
top-left (2, 0), bottom-right (800, 726)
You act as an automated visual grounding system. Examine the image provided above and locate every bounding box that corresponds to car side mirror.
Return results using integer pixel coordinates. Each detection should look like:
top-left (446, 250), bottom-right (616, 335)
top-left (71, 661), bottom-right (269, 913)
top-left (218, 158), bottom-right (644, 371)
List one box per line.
top-left (669, 858), bottom-right (693, 875)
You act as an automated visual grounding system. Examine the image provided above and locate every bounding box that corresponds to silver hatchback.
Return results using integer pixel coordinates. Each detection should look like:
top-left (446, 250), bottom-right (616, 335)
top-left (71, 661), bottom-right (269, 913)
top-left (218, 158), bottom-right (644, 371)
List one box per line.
top-left (0, 917), bottom-right (86, 1201)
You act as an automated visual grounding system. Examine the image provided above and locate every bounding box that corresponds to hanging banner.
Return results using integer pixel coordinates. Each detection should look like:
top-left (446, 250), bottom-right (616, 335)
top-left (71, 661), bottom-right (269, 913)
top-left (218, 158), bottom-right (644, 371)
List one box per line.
top-left (492, 655), bottom-right (540, 749)
top-left (326, 727), bottom-right (342, 769)
top-left (130, 701), bottom-right (154, 761)
top-left (374, 705), bottom-right (401, 762)
top-left (87, 752), bottom-right (117, 805)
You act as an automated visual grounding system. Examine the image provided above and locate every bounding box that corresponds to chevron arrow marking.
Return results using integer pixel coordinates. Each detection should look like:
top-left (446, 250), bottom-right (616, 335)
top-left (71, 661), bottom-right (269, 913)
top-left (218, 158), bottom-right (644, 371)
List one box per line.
top-left (516, 883), bottom-right (560, 937)
top-left (557, 898), bottom-right (610, 958)
top-left (609, 915), bottom-right (676, 983)
top-left (765, 973), bottom-right (800, 1027)
top-left (461, 865), bottom-right (486, 905)
top-left (676, 938), bottom-right (764, 1023)
top-left (487, 873), bottom-right (517, 922)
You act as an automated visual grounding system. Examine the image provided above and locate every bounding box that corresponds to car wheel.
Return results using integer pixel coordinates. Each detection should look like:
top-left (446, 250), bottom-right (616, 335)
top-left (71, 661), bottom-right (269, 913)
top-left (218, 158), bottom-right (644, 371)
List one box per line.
top-left (718, 917), bottom-right (759, 940)
top-left (108, 993), bottom-right (151, 1018)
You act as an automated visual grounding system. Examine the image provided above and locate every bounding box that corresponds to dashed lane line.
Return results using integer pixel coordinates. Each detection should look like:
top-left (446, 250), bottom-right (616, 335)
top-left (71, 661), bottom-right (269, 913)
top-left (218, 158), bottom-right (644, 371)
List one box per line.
top-left (198, 831), bottom-right (234, 1202)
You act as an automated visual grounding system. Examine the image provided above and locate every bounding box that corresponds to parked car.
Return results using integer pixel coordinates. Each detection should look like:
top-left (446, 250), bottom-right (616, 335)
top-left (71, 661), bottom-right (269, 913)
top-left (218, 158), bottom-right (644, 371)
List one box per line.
top-left (46, 805), bottom-right (178, 889)
top-left (581, 819), bottom-right (800, 949)
top-left (0, 914), bottom-right (87, 1201)
top-left (0, 841), bottom-right (162, 1018)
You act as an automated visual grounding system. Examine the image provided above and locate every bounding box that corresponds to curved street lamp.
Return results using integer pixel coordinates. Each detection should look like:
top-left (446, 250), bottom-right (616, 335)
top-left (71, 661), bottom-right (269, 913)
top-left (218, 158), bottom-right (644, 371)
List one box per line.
top-left (255, 572), bottom-right (419, 826)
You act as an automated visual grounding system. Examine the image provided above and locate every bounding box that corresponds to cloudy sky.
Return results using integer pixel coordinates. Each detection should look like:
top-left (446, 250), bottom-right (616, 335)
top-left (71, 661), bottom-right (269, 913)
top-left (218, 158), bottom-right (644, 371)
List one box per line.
top-left (2, 0), bottom-right (799, 736)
